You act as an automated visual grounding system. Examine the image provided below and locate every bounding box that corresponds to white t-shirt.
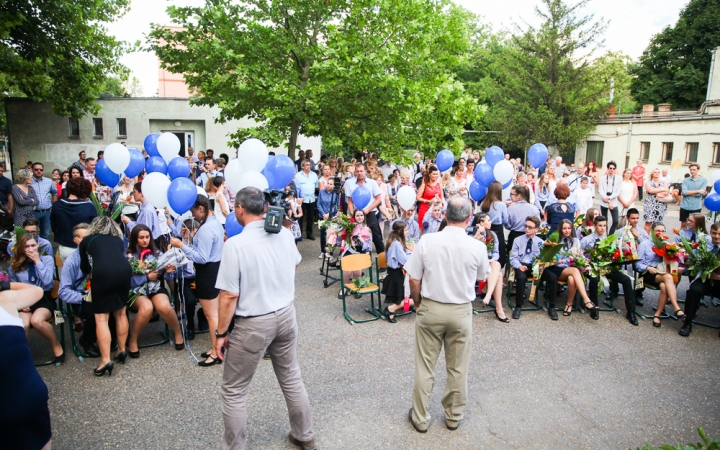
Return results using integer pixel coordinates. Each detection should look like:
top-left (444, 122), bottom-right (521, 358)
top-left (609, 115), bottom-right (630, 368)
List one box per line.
top-left (344, 178), bottom-right (381, 212)
top-left (661, 174), bottom-right (673, 185)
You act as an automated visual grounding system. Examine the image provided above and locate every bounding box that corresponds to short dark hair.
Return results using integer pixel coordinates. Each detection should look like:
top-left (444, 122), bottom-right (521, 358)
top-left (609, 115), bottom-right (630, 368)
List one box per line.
top-left (594, 215), bottom-right (607, 225)
top-left (205, 156), bottom-right (214, 163)
top-left (220, 153), bottom-right (230, 162)
top-left (711, 222), bottom-right (720, 233)
top-left (626, 208), bottom-right (639, 218)
top-left (235, 187), bottom-right (265, 215)
top-left (526, 216), bottom-right (541, 228)
top-left (606, 161), bottom-right (617, 169)
top-left (78, 151), bottom-right (86, 156)
top-left (97, 151), bottom-right (104, 157)
top-left (206, 149), bottom-right (214, 155)
top-left (66, 177), bottom-right (92, 199)
top-left (133, 181), bottom-right (143, 194)
top-left (85, 157), bottom-right (96, 163)
top-left (651, 222), bottom-right (665, 231)
top-left (23, 218), bottom-right (40, 228)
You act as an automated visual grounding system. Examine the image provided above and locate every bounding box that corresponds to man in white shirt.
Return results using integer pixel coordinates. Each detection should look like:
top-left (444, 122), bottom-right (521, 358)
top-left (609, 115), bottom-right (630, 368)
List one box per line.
top-left (345, 163), bottom-right (384, 252)
top-left (660, 169), bottom-right (673, 186)
top-left (554, 156), bottom-right (567, 178)
top-left (566, 162), bottom-right (586, 192)
top-left (599, 161), bottom-right (623, 235)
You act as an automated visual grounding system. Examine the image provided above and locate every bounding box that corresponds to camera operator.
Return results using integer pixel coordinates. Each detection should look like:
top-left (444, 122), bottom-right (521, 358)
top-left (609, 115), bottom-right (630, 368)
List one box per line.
top-left (215, 187), bottom-right (315, 450)
top-left (345, 163), bottom-right (385, 253)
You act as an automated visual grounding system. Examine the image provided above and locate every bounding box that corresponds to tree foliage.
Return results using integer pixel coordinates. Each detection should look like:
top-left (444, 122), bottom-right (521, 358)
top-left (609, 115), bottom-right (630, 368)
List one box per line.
top-left (630, 0), bottom-right (720, 110)
top-left (0, 0), bottom-right (129, 127)
top-left (150, 0), bottom-right (481, 160)
top-left (458, 0), bottom-right (623, 160)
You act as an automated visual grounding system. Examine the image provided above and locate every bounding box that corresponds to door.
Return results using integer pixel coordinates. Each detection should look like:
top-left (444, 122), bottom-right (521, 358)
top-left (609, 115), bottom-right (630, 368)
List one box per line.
top-left (161, 131), bottom-right (194, 157)
top-left (173, 132), bottom-right (186, 157)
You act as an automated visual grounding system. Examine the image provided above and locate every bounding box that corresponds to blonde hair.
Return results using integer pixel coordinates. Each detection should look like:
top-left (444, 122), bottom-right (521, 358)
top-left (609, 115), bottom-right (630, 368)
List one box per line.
top-left (87, 216), bottom-right (123, 238)
top-left (15, 170), bottom-right (31, 184)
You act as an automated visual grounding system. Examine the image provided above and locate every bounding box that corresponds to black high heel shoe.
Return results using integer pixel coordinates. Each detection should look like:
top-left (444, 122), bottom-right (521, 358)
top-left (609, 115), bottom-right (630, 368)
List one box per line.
top-left (114, 351), bottom-right (128, 364)
top-left (54, 352), bottom-right (65, 365)
top-left (198, 355), bottom-right (222, 367)
top-left (175, 341), bottom-right (185, 351)
top-left (494, 310), bottom-right (510, 323)
top-left (128, 350), bottom-right (140, 359)
top-left (383, 306), bottom-right (397, 323)
top-left (94, 362), bottom-right (114, 377)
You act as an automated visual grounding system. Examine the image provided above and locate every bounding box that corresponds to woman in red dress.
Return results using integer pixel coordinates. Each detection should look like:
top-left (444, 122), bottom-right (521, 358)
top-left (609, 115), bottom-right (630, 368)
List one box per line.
top-left (416, 165), bottom-right (444, 231)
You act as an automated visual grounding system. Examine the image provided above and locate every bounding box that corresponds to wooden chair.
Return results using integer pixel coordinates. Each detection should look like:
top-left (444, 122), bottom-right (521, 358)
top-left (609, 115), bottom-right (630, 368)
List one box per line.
top-left (339, 253), bottom-right (381, 324)
top-left (375, 252), bottom-right (412, 320)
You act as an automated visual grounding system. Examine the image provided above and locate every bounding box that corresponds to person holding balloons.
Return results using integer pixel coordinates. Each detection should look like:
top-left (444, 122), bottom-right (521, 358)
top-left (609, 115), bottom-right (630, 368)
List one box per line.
top-left (345, 163), bottom-right (385, 252)
top-left (415, 165), bottom-right (444, 232)
top-left (121, 182), bottom-right (162, 244)
top-left (170, 195), bottom-right (225, 367)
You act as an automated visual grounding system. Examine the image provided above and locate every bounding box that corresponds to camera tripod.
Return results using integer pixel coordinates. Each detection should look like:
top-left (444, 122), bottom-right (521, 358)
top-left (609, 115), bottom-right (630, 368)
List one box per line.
top-left (320, 183), bottom-right (343, 288)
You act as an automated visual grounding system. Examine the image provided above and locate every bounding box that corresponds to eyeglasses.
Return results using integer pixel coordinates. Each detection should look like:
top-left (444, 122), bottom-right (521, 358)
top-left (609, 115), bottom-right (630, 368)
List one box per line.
top-left (33, 168), bottom-right (43, 171)
top-left (525, 225), bottom-right (537, 229)
top-left (608, 167), bottom-right (616, 170)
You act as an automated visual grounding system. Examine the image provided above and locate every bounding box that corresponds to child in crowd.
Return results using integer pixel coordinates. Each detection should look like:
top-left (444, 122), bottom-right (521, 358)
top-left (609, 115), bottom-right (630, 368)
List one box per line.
top-left (392, 207), bottom-right (421, 241)
top-left (284, 189), bottom-right (303, 242)
top-left (575, 177), bottom-right (594, 216)
top-left (576, 207), bottom-right (598, 239)
top-left (422, 203), bottom-right (444, 234)
top-left (381, 221), bottom-right (413, 323)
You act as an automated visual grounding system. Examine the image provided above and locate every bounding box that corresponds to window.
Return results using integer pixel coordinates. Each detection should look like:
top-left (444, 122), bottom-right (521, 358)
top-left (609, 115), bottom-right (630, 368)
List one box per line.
top-left (713, 143), bottom-right (720, 166)
top-left (661, 142), bottom-right (673, 162)
top-left (68, 118), bottom-right (80, 138)
top-left (116, 118), bottom-right (127, 138)
top-left (586, 141), bottom-right (604, 166)
top-left (640, 142), bottom-right (650, 162)
top-left (685, 142), bottom-right (699, 163)
top-left (92, 118), bottom-right (103, 138)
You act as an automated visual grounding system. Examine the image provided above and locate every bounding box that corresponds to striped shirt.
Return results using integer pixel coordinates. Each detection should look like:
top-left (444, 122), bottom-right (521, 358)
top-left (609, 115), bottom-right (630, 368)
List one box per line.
top-left (182, 215), bottom-right (224, 264)
top-left (31, 176), bottom-right (57, 210)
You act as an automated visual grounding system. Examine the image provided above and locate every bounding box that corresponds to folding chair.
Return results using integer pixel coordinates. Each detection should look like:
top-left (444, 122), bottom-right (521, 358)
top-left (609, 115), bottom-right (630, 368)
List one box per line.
top-left (34, 281), bottom-right (66, 367)
top-left (505, 264), bottom-right (542, 311)
top-left (375, 252), bottom-right (412, 320)
top-left (633, 271), bottom-right (675, 321)
top-left (473, 280), bottom-right (497, 315)
top-left (691, 295), bottom-right (720, 329)
top-left (339, 253), bottom-right (381, 324)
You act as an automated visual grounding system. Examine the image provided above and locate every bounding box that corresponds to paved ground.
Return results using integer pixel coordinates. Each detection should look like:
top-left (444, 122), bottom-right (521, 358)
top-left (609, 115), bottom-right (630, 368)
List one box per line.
top-left (31, 201), bottom-right (720, 449)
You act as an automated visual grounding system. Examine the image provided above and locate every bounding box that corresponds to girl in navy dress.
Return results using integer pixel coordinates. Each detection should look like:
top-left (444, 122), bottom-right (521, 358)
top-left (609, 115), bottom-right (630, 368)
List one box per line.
top-left (381, 221), bottom-right (412, 323)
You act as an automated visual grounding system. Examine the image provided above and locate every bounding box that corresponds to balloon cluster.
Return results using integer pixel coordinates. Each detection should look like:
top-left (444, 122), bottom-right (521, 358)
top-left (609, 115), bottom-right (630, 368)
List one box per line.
top-left (704, 170), bottom-right (720, 212)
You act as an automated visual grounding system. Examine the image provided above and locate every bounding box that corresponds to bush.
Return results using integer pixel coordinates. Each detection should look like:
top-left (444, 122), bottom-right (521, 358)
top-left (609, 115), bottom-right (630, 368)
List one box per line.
top-left (633, 428), bottom-right (720, 450)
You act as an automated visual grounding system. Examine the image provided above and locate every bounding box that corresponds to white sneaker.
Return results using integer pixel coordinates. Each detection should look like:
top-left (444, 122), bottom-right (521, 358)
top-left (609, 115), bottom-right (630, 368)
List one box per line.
top-left (318, 253), bottom-right (325, 259)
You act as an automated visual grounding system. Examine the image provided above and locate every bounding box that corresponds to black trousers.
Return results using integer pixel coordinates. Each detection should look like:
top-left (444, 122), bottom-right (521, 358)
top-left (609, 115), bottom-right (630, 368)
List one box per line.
top-left (175, 277), bottom-right (198, 330)
top-left (588, 271), bottom-right (634, 311)
top-left (601, 205), bottom-right (620, 235)
top-left (365, 210), bottom-right (385, 253)
top-left (638, 185), bottom-right (643, 201)
top-left (514, 267), bottom-right (557, 307)
top-left (79, 300), bottom-right (116, 346)
top-left (506, 230), bottom-right (524, 260)
top-left (491, 224), bottom-right (507, 267)
top-left (684, 278), bottom-right (720, 320)
top-left (300, 201), bottom-right (317, 238)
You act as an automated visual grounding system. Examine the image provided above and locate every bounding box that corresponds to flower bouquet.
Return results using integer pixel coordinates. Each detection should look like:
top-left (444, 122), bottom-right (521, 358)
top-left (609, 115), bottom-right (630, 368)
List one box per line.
top-left (128, 249), bottom-right (157, 275)
top-left (350, 224), bottom-right (372, 253)
top-left (406, 237), bottom-right (417, 253)
top-left (560, 247), bottom-right (591, 274)
top-left (529, 230), bottom-right (565, 301)
top-left (677, 231), bottom-right (720, 283)
top-left (585, 231), bottom-right (633, 294)
top-left (318, 213), bottom-right (355, 253)
top-left (537, 223), bottom-right (551, 240)
top-left (573, 214), bottom-right (585, 229)
top-left (651, 231), bottom-right (682, 283)
top-left (578, 222), bottom-right (594, 238)
top-left (484, 235), bottom-right (494, 254)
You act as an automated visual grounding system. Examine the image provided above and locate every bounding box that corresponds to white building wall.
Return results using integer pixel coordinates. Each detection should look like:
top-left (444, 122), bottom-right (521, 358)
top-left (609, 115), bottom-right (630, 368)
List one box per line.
top-left (5, 98), bottom-right (322, 173)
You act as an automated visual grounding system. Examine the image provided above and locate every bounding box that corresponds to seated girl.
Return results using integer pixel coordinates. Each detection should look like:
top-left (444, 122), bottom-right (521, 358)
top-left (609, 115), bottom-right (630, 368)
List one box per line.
top-left (474, 213), bottom-right (508, 322)
top-left (8, 233), bottom-right (64, 363)
top-left (338, 209), bottom-right (372, 299)
top-left (576, 207), bottom-right (599, 239)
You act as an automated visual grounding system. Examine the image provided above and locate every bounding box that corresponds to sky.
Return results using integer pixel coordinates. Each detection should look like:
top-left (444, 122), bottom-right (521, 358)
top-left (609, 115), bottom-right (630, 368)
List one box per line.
top-left (105, 0), bottom-right (689, 97)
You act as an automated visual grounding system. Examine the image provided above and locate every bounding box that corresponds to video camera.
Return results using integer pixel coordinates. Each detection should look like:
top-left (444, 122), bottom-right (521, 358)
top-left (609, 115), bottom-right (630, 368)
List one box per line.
top-left (331, 175), bottom-right (343, 194)
top-left (263, 189), bottom-right (292, 234)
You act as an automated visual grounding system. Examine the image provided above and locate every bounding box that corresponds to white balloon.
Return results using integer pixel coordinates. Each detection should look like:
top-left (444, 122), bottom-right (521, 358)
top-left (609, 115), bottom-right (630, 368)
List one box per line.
top-left (224, 159), bottom-right (243, 193)
top-left (237, 171), bottom-right (269, 191)
top-left (502, 184), bottom-right (512, 202)
top-left (156, 132), bottom-right (181, 163)
top-left (711, 170), bottom-right (720, 191)
top-left (237, 139), bottom-right (268, 173)
top-left (104, 143), bottom-right (130, 174)
top-left (142, 172), bottom-right (171, 209)
top-left (493, 160), bottom-right (514, 184)
top-left (397, 186), bottom-right (417, 211)
top-left (196, 186), bottom-right (208, 198)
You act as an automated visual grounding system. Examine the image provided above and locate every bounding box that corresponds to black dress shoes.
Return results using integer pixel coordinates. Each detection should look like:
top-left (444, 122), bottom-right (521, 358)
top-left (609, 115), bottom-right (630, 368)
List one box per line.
top-left (635, 298), bottom-right (644, 307)
top-left (548, 307), bottom-right (558, 320)
top-left (306, 235), bottom-right (316, 241)
top-left (626, 311), bottom-right (639, 326)
top-left (590, 310), bottom-right (599, 320)
top-left (679, 322), bottom-right (692, 337)
top-left (512, 307), bottom-right (521, 319)
top-left (80, 341), bottom-right (100, 358)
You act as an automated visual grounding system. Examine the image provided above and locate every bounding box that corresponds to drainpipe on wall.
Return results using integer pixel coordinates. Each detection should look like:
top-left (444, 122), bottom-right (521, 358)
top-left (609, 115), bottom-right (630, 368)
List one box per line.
top-left (707, 47), bottom-right (717, 102)
top-left (625, 122), bottom-right (633, 170)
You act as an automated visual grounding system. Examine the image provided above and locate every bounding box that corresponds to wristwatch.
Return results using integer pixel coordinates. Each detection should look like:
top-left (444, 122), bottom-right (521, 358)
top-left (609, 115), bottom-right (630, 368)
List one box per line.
top-left (215, 329), bottom-right (229, 338)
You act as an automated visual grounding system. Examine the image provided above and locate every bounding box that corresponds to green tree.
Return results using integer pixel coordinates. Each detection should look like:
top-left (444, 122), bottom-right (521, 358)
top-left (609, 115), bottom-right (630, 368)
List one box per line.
top-left (630, 0), bottom-right (720, 110)
top-left (459, 0), bottom-right (620, 160)
top-left (150, 0), bottom-right (481, 160)
top-left (0, 0), bottom-right (129, 130)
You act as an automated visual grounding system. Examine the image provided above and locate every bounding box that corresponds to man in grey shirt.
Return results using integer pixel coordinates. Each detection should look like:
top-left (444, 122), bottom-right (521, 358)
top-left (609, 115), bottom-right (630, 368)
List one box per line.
top-left (404, 197), bottom-right (490, 433)
top-left (214, 187), bottom-right (315, 450)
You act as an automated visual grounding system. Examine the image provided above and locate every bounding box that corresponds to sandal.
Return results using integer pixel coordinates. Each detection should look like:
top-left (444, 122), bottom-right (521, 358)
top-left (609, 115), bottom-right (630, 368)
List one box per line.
top-left (563, 305), bottom-right (572, 317)
top-left (652, 317), bottom-right (662, 328)
top-left (674, 309), bottom-right (686, 319)
top-left (584, 301), bottom-right (598, 311)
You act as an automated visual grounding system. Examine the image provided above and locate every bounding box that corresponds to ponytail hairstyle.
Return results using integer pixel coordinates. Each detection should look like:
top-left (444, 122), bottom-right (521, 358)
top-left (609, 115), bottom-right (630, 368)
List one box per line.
top-left (474, 213), bottom-right (495, 246)
top-left (385, 220), bottom-right (407, 252)
top-left (192, 195), bottom-right (213, 226)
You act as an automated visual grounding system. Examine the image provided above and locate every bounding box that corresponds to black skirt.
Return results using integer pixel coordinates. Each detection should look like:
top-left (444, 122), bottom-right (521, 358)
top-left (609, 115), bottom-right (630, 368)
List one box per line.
top-left (29, 292), bottom-right (55, 313)
top-left (543, 265), bottom-right (565, 278)
top-left (195, 261), bottom-right (221, 299)
top-left (382, 267), bottom-right (405, 304)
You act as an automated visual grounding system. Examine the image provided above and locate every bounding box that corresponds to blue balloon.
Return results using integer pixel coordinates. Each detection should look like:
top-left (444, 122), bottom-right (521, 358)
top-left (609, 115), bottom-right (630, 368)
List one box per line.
top-left (95, 158), bottom-right (120, 187)
top-left (502, 179), bottom-right (512, 189)
top-left (351, 185), bottom-right (372, 210)
top-left (474, 161), bottom-right (494, 187)
top-left (714, 178), bottom-right (720, 194)
top-left (528, 143), bottom-right (549, 169)
top-left (469, 181), bottom-right (487, 201)
top-left (167, 157), bottom-right (191, 180)
top-left (144, 133), bottom-right (161, 158)
top-left (436, 149), bottom-right (454, 172)
top-left (226, 213), bottom-right (244, 238)
top-left (167, 178), bottom-right (197, 215)
top-left (125, 148), bottom-right (145, 178)
top-left (705, 193), bottom-right (720, 212)
top-left (145, 156), bottom-right (167, 175)
top-left (485, 146), bottom-right (504, 168)
top-left (264, 155), bottom-right (296, 190)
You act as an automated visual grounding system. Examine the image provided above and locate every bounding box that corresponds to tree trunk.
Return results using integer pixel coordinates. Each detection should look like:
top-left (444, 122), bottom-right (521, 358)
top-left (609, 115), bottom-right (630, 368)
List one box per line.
top-left (288, 116), bottom-right (301, 159)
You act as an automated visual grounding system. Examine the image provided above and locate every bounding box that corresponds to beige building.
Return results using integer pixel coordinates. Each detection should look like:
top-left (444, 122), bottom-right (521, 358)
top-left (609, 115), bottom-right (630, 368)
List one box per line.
top-left (4, 97), bottom-right (321, 174)
top-left (576, 46), bottom-right (720, 184)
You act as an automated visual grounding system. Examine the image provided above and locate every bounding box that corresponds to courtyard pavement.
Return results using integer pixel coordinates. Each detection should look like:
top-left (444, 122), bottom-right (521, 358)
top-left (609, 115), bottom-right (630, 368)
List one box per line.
top-left (31, 201), bottom-right (720, 449)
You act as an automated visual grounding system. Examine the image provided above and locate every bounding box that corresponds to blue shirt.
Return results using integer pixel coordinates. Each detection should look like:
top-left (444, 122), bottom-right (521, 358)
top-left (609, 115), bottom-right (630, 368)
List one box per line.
top-left (556, 237), bottom-right (580, 268)
top-left (317, 189), bottom-right (340, 217)
top-left (506, 201), bottom-right (540, 232)
top-left (386, 240), bottom-right (410, 269)
top-left (422, 216), bottom-right (443, 234)
top-left (675, 227), bottom-right (712, 245)
top-left (295, 171), bottom-right (319, 203)
top-left (485, 201), bottom-right (508, 226)
top-left (509, 234), bottom-right (543, 269)
top-left (580, 233), bottom-right (607, 251)
top-left (59, 250), bottom-right (85, 304)
top-left (31, 176), bottom-right (57, 210)
top-left (8, 254), bottom-right (55, 291)
top-left (126, 202), bottom-right (162, 240)
top-left (635, 239), bottom-right (663, 273)
top-left (392, 217), bottom-right (420, 241)
top-left (197, 169), bottom-right (219, 189)
top-left (680, 176), bottom-right (707, 211)
top-left (182, 215), bottom-right (224, 264)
